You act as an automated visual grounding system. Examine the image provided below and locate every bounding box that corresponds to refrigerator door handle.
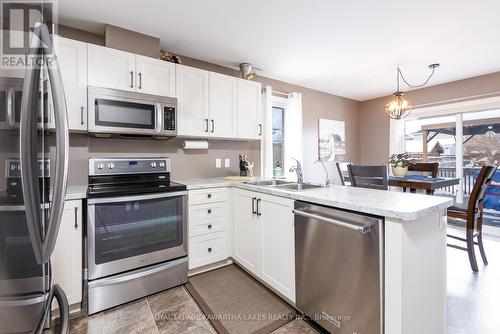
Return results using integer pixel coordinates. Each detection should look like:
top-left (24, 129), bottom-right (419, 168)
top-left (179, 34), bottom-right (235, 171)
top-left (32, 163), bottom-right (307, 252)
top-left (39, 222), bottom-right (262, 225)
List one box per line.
top-left (52, 284), bottom-right (69, 334)
top-left (42, 22), bottom-right (69, 262)
top-left (20, 26), bottom-right (44, 264)
top-left (20, 23), bottom-right (69, 264)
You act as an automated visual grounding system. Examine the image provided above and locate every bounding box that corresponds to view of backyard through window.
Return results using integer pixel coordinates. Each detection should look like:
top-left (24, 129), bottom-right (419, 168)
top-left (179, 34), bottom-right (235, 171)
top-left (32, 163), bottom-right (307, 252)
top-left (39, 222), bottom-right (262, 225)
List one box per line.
top-left (404, 109), bottom-right (500, 229)
top-left (272, 106), bottom-right (285, 177)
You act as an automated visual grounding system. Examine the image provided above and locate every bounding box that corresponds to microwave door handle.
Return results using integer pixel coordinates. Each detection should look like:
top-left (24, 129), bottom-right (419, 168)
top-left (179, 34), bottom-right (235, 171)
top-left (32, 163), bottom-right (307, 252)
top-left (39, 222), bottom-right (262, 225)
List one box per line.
top-left (41, 22), bottom-right (69, 262)
top-left (156, 103), bottom-right (162, 133)
top-left (6, 88), bottom-right (14, 127)
top-left (20, 24), bottom-right (45, 264)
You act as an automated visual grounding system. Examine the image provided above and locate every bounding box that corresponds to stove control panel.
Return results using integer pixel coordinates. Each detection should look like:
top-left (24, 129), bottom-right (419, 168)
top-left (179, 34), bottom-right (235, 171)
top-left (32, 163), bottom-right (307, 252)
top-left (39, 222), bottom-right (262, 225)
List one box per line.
top-left (6, 159), bottom-right (50, 178)
top-left (89, 158), bottom-right (170, 175)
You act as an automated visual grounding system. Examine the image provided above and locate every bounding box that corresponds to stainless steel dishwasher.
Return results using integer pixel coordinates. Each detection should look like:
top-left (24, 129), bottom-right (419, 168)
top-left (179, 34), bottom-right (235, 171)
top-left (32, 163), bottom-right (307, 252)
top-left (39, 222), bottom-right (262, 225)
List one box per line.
top-left (294, 201), bottom-right (383, 334)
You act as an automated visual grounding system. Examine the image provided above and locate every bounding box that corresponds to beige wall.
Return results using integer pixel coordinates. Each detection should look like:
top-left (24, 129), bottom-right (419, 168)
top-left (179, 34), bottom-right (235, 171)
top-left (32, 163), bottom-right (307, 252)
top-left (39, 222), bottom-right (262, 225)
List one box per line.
top-left (66, 135), bottom-right (260, 185)
top-left (360, 71), bottom-right (500, 165)
top-left (59, 25), bottom-right (361, 185)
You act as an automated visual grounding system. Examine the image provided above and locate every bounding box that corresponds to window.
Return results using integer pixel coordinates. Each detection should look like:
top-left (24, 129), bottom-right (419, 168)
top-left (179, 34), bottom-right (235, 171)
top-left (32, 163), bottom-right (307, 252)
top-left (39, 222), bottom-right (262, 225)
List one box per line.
top-left (272, 106), bottom-right (285, 177)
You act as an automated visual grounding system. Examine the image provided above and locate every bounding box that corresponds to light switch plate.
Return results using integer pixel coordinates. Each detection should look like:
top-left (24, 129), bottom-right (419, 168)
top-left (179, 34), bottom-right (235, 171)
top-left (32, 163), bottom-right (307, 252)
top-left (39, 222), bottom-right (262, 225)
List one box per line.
top-left (215, 158), bottom-right (221, 168)
top-left (224, 158), bottom-right (230, 168)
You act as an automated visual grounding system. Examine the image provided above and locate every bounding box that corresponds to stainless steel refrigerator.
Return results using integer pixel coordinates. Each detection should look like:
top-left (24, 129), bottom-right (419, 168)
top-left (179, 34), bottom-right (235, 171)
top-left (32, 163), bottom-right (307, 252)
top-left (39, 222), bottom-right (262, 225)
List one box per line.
top-left (0, 23), bottom-right (70, 333)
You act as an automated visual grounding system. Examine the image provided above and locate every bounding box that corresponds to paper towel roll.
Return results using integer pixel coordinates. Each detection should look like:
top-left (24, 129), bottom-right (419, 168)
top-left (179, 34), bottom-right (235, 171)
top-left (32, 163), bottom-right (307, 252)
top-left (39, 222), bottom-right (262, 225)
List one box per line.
top-left (183, 140), bottom-right (209, 150)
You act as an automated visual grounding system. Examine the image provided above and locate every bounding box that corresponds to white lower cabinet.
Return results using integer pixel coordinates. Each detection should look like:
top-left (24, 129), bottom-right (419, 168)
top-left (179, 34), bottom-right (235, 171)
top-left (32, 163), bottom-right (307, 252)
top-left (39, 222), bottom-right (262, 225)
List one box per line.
top-left (260, 194), bottom-right (295, 301)
top-left (231, 189), bottom-right (295, 302)
top-left (189, 231), bottom-right (228, 269)
top-left (188, 188), bottom-right (230, 270)
top-left (232, 189), bottom-right (261, 273)
top-left (51, 200), bottom-right (83, 310)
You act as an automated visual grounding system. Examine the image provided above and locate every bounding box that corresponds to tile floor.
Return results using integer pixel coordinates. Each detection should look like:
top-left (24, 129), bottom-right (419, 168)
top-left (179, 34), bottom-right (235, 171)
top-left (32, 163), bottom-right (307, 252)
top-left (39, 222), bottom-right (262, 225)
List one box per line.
top-left (46, 285), bottom-right (318, 334)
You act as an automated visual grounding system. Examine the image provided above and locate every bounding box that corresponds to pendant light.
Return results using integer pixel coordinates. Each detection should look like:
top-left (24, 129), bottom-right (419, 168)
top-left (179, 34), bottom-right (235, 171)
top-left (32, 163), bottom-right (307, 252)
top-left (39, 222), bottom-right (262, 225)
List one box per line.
top-left (385, 64), bottom-right (440, 120)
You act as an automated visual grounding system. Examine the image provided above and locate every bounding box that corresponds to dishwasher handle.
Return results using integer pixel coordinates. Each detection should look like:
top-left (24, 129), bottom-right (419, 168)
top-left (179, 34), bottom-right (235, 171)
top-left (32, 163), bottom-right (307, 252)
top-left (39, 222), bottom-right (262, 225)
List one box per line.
top-left (293, 209), bottom-right (376, 233)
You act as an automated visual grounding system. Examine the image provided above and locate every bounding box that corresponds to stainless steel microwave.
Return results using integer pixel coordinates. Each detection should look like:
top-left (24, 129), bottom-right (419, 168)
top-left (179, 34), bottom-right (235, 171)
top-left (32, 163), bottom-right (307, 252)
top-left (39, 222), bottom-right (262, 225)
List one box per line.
top-left (88, 86), bottom-right (177, 138)
top-left (0, 77), bottom-right (51, 130)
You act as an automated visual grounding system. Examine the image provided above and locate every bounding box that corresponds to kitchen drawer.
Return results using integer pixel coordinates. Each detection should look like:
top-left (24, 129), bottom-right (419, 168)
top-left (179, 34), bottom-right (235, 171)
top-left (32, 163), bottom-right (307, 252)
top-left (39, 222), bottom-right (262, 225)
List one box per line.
top-left (188, 188), bottom-right (227, 205)
top-left (188, 231), bottom-right (228, 269)
top-left (189, 215), bottom-right (228, 237)
top-left (188, 202), bottom-right (228, 220)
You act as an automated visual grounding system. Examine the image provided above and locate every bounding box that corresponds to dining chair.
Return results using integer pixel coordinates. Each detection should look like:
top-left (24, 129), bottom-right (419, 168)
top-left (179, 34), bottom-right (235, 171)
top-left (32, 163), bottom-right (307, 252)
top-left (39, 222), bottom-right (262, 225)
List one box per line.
top-left (403, 162), bottom-right (440, 192)
top-left (408, 162), bottom-right (439, 177)
top-left (347, 164), bottom-right (388, 190)
top-left (334, 162), bottom-right (350, 186)
top-left (447, 165), bottom-right (497, 272)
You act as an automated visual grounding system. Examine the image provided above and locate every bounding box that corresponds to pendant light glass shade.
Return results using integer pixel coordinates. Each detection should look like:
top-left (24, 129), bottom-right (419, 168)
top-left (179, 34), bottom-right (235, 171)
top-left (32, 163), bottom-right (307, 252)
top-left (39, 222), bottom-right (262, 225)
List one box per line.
top-left (385, 91), bottom-right (412, 120)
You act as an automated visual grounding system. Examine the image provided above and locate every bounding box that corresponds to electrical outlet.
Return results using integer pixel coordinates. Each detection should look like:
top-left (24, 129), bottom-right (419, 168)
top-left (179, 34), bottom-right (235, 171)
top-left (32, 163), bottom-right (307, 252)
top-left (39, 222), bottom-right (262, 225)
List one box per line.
top-left (215, 158), bottom-right (221, 168)
top-left (224, 158), bottom-right (230, 168)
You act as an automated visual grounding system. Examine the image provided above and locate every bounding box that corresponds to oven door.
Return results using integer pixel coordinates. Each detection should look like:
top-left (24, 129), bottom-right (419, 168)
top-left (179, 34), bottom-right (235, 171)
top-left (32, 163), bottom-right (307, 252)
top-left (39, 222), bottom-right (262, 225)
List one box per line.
top-left (87, 191), bottom-right (187, 280)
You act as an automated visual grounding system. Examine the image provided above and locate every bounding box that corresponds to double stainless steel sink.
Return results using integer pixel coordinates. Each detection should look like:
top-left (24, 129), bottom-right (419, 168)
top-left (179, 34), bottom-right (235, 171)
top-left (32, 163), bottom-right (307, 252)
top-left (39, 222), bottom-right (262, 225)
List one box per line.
top-left (244, 180), bottom-right (323, 191)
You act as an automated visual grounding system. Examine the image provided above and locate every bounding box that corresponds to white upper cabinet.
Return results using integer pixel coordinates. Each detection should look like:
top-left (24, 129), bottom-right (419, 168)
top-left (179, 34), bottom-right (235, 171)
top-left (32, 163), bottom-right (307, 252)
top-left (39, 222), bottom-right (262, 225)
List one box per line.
top-left (136, 55), bottom-right (176, 97)
top-left (237, 79), bottom-right (262, 139)
top-left (55, 36), bottom-right (87, 131)
top-left (87, 44), bottom-right (135, 92)
top-left (176, 64), bottom-right (210, 137)
top-left (209, 72), bottom-right (237, 138)
top-left (88, 44), bottom-right (176, 97)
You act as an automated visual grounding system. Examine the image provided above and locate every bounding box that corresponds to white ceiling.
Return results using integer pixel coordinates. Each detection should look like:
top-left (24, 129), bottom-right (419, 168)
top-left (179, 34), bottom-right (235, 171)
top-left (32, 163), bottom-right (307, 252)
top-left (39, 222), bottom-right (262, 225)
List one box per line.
top-left (58, 0), bottom-right (500, 101)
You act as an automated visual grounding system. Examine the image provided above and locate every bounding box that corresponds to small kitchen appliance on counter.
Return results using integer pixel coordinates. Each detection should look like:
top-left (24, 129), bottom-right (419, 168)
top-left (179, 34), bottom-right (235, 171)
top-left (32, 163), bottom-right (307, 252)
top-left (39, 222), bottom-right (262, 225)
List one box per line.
top-left (86, 157), bottom-right (187, 314)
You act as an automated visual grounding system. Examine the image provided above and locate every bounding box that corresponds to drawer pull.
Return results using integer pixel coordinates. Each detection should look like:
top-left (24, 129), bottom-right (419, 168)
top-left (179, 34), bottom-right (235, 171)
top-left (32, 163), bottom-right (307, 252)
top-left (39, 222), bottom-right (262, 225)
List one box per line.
top-left (208, 224), bottom-right (212, 229)
top-left (208, 247), bottom-right (212, 253)
top-left (207, 194), bottom-right (212, 198)
top-left (207, 209), bottom-right (212, 214)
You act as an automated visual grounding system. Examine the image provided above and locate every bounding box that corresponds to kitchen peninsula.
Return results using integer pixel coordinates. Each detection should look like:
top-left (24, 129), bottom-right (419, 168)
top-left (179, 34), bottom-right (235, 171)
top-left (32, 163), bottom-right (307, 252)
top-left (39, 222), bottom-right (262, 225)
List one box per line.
top-left (179, 178), bottom-right (454, 334)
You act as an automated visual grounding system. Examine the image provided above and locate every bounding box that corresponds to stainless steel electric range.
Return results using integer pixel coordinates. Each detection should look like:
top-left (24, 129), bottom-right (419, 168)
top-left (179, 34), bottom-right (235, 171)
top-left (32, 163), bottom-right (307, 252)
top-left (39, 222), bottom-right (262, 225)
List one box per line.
top-left (86, 157), bottom-right (187, 314)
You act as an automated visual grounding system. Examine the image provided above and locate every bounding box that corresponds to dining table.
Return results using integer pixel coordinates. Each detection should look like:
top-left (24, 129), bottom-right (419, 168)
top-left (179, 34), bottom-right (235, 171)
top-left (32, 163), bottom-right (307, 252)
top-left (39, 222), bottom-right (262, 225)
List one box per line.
top-left (389, 174), bottom-right (461, 195)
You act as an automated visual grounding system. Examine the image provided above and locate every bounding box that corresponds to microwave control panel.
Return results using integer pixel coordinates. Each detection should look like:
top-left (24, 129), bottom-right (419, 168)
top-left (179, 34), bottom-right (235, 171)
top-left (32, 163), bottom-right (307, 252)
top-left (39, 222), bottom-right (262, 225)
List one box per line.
top-left (163, 107), bottom-right (176, 131)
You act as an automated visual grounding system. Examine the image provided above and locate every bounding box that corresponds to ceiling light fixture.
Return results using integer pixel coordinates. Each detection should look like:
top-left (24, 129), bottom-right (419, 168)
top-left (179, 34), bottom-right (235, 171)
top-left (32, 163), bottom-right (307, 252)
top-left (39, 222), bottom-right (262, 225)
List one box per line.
top-left (385, 63), bottom-right (440, 120)
top-left (239, 63), bottom-right (257, 80)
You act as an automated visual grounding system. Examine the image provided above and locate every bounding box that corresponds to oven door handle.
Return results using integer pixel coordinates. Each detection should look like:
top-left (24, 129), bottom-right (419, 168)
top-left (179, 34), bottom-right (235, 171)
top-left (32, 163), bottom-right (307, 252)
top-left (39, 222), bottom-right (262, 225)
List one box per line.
top-left (87, 190), bottom-right (187, 205)
top-left (88, 257), bottom-right (187, 289)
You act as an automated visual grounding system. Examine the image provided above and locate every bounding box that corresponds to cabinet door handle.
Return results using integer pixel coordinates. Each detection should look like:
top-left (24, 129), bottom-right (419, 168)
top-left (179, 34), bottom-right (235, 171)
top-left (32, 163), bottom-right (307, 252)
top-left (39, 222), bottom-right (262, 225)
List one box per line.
top-left (80, 106), bottom-right (84, 125)
top-left (208, 247), bottom-right (212, 253)
top-left (259, 124), bottom-right (262, 136)
top-left (74, 207), bottom-right (78, 230)
top-left (211, 119), bottom-right (214, 133)
top-left (130, 71), bottom-right (134, 88)
top-left (138, 72), bottom-right (142, 89)
top-left (251, 197), bottom-right (257, 214)
top-left (208, 224), bottom-right (212, 229)
top-left (207, 209), bottom-right (212, 214)
top-left (256, 198), bottom-right (262, 216)
top-left (207, 193), bottom-right (212, 198)
top-left (205, 119), bottom-right (209, 132)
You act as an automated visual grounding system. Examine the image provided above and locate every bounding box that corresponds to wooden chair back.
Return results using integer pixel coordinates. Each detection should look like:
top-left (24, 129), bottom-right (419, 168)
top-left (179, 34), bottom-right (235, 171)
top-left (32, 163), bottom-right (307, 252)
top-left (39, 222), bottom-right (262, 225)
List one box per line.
top-left (408, 163), bottom-right (439, 177)
top-left (347, 164), bottom-right (388, 190)
top-left (468, 165), bottom-right (497, 220)
top-left (335, 162), bottom-right (346, 186)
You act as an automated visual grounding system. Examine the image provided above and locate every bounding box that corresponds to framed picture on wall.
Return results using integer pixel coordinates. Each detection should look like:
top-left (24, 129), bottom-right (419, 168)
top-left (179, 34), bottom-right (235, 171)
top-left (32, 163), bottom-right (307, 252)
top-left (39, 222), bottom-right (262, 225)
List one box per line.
top-left (318, 119), bottom-right (346, 161)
